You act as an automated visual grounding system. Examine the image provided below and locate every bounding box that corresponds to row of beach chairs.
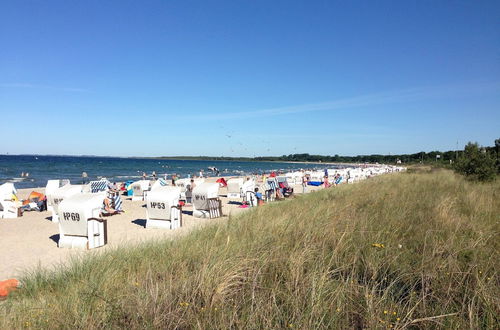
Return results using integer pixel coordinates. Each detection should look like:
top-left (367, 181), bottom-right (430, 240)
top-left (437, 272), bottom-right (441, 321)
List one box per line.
top-left (1, 165), bottom-right (406, 250)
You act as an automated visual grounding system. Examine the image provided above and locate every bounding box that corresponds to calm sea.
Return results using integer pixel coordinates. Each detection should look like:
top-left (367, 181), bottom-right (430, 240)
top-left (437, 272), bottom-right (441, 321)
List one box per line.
top-left (0, 155), bottom-right (344, 189)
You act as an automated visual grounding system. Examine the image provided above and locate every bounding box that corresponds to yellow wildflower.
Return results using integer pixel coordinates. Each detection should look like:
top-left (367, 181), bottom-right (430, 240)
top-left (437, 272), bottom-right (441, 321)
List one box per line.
top-left (372, 243), bottom-right (385, 248)
top-left (384, 310), bottom-right (388, 314)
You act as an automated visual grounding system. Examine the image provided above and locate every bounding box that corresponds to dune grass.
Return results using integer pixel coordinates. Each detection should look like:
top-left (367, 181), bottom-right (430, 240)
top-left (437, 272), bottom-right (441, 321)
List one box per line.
top-left (1, 169), bottom-right (498, 329)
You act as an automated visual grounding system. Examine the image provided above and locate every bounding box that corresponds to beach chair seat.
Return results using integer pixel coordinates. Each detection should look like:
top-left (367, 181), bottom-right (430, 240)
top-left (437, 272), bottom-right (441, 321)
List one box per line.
top-left (57, 193), bottom-right (107, 249)
top-left (145, 186), bottom-right (182, 229)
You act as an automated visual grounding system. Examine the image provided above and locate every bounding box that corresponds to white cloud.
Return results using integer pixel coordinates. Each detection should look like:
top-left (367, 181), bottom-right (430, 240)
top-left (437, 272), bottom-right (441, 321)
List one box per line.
top-left (180, 81), bottom-right (500, 120)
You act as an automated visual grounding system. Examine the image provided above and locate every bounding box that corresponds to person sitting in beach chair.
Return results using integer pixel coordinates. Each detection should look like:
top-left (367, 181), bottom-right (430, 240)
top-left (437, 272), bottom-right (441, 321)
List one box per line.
top-left (253, 187), bottom-right (264, 206)
top-left (104, 181), bottom-right (123, 213)
top-left (102, 196), bottom-right (120, 216)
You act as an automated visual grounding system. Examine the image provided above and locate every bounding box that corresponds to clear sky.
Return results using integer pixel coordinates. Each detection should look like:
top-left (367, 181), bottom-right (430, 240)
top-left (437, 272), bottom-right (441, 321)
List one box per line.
top-left (1, 1), bottom-right (499, 157)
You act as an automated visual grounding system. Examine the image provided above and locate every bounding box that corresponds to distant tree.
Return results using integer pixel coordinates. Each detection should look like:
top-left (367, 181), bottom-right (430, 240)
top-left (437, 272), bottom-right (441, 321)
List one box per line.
top-left (454, 142), bottom-right (496, 182)
top-left (495, 138), bottom-right (500, 173)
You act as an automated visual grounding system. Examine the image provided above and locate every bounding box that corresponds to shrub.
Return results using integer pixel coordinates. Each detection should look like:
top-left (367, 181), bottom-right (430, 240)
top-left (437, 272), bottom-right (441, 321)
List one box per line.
top-left (454, 142), bottom-right (496, 182)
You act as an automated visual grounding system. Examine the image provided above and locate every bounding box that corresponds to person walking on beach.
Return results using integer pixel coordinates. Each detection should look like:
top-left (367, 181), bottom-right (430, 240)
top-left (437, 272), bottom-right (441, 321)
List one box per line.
top-left (152, 171), bottom-right (157, 180)
top-left (142, 172), bottom-right (147, 180)
top-left (82, 171), bottom-right (88, 184)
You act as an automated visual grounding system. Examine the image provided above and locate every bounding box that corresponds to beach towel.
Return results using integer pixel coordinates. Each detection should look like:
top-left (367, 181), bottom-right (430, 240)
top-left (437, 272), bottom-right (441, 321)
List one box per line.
top-left (308, 181), bottom-right (322, 186)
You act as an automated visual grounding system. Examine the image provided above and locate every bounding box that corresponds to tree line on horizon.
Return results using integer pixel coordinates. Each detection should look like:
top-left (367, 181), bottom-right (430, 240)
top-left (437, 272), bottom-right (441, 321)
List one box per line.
top-left (161, 139), bottom-right (499, 167)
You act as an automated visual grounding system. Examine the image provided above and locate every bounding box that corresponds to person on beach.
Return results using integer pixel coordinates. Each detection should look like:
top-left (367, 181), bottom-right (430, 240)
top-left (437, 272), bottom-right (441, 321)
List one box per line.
top-left (199, 170), bottom-right (203, 178)
top-left (82, 171), bottom-right (88, 184)
top-left (324, 176), bottom-right (330, 188)
top-left (152, 171), bottom-right (157, 180)
top-left (185, 179), bottom-right (196, 204)
top-left (254, 187), bottom-right (263, 205)
top-left (102, 197), bottom-right (118, 215)
top-left (142, 172), bottom-right (147, 180)
top-left (302, 174), bottom-right (308, 193)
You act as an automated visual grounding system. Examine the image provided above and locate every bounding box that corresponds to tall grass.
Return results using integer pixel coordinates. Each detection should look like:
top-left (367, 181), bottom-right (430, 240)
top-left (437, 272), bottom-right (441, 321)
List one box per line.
top-left (1, 170), bottom-right (498, 329)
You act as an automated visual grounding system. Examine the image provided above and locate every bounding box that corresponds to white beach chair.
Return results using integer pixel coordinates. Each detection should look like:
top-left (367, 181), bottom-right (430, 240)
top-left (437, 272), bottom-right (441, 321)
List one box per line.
top-left (57, 193), bottom-right (107, 249)
top-left (245, 190), bottom-right (258, 207)
top-left (47, 184), bottom-right (83, 222)
top-left (227, 178), bottom-right (244, 199)
top-left (192, 182), bottom-right (221, 218)
top-left (292, 172), bottom-right (304, 185)
top-left (145, 186), bottom-right (182, 229)
top-left (176, 178), bottom-right (205, 200)
top-left (227, 178), bottom-right (256, 203)
top-left (131, 180), bottom-right (150, 201)
top-left (150, 178), bottom-right (169, 191)
top-left (45, 179), bottom-right (70, 212)
top-left (0, 183), bottom-right (18, 219)
top-left (264, 177), bottom-right (279, 202)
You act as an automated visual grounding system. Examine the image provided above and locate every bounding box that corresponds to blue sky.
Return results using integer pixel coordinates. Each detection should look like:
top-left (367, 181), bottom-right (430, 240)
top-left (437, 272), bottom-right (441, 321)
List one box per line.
top-left (1, 1), bottom-right (499, 157)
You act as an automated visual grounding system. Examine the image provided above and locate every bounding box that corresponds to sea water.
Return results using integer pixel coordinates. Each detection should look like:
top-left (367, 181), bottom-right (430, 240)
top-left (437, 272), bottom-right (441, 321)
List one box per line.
top-left (0, 155), bottom-right (346, 189)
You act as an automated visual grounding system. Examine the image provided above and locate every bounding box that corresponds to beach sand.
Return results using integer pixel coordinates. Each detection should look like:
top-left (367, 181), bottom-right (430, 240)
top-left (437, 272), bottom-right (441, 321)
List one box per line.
top-left (0, 178), bottom-right (319, 280)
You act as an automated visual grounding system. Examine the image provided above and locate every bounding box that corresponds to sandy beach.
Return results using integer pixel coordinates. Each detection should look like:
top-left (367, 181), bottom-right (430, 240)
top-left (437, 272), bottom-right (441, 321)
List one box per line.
top-left (0, 177), bottom-right (320, 280)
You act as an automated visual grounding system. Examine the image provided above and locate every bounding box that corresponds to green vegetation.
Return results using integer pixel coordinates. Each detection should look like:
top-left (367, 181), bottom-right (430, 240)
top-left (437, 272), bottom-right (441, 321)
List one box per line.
top-left (454, 142), bottom-right (497, 182)
top-left (1, 170), bottom-right (499, 329)
top-left (157, 138), bottom-right (500, 165)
